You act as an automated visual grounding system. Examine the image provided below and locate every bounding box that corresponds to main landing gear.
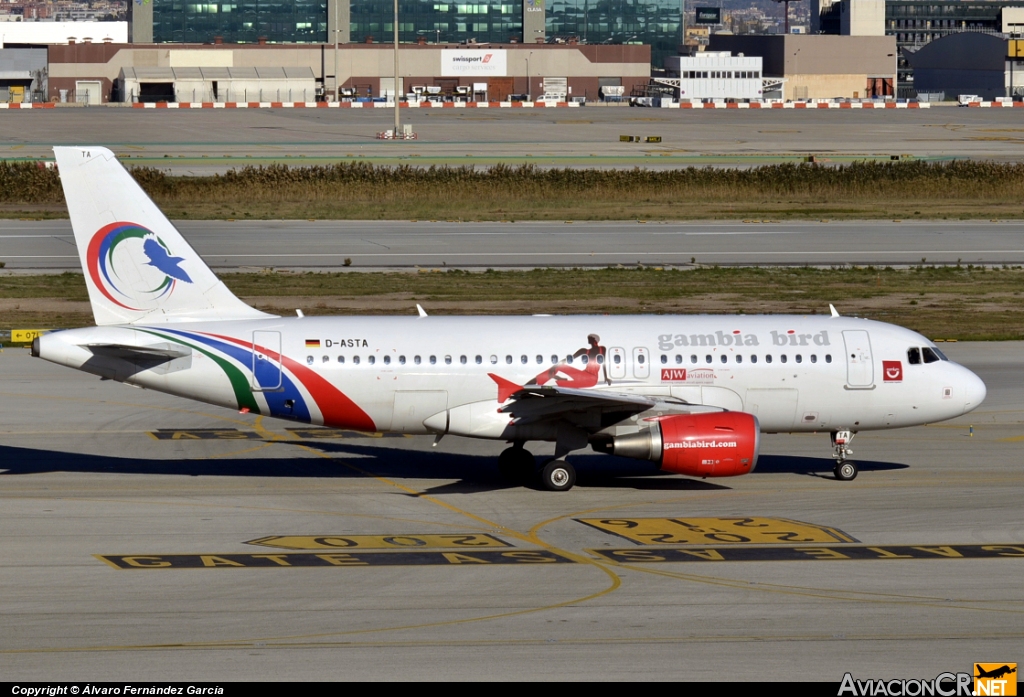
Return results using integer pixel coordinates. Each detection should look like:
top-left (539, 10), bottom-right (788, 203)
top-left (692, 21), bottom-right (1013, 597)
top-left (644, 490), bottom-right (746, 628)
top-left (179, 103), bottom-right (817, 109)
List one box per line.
top-left (831, 430), bottom-right (858, 481)
top-left (539, 458), bottom-right (577, 492)
top-left (498, 444), bottom-right (537, 484)
top-left (498, 444), bottom-right (577, 491)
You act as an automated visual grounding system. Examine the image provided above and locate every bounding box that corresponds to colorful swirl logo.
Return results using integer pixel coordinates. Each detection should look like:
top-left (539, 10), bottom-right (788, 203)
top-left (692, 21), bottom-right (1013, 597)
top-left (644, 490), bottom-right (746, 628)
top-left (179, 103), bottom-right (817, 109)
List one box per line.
top-left (86, 222), bottom-right (192, 311)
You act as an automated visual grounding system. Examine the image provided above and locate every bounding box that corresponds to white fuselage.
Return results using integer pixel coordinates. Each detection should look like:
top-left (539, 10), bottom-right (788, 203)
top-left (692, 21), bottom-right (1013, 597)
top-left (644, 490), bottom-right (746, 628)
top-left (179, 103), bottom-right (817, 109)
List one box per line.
top-left (37, 314), bottom-right (986, 440)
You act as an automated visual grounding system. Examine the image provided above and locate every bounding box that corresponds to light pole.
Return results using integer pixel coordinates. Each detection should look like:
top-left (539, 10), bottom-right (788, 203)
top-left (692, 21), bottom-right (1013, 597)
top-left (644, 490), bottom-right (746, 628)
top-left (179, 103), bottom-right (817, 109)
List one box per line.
top-left (526, 50), bottom-right (533, 101)
top-left (393, 0), bottom-right (400, 134)
top-left (333, 0), bottom-right (339, 102)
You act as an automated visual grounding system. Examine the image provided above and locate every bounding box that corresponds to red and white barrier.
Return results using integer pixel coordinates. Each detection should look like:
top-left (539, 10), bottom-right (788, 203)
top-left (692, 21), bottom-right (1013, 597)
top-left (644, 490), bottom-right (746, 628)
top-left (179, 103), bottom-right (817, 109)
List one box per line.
top-left (963, 101), bottom-right (1024, 107)
top-left (0, 103), bottom-right (56, 109)
top-left (666, 101), bottom-right (930, 109)
top-left (129, 100), bottom-right (582, 109)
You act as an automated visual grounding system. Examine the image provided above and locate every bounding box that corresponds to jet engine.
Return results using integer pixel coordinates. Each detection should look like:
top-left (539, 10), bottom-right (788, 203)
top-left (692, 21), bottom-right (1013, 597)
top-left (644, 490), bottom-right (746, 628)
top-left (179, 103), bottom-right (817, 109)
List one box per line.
top-left (593, 412), bottom-right (760, 477)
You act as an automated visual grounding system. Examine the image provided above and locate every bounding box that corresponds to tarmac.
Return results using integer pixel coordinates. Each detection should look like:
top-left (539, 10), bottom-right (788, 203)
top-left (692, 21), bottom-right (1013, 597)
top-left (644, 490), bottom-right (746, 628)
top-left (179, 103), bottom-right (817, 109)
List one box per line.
top-left (2, 106), bottom-right (1024, 172)
top-left (1, 342), bottom-right (1021, 680)
top-left (4, 219), bottom-right (1024, 270)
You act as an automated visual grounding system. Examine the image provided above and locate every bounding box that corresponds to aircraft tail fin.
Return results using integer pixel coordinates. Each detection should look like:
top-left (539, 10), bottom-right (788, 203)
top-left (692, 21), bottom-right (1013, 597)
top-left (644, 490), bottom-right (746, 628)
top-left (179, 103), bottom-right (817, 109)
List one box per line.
top-left (53, 146), bottom-right (273, 326)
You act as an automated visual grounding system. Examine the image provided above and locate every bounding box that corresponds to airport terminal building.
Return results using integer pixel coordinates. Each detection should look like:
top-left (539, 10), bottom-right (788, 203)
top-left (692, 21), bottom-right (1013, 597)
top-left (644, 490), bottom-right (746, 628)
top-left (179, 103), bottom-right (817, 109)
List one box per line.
top-left (132, 0), bottom-right (681, 67)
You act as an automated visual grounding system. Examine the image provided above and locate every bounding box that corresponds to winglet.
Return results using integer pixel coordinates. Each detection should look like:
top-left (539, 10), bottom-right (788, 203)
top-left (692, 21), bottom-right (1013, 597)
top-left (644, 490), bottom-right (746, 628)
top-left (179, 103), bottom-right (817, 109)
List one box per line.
top-left (488, 373), bottom-right (523, 403)
top-left (416, 304), bottom-right (428, 317)
top-left (829, 304), bottom-right (840, 318)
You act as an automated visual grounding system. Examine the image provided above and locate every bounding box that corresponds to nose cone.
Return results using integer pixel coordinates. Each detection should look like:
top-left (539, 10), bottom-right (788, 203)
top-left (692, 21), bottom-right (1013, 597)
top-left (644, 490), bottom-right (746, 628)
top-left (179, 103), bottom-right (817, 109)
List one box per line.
top-left (963, 370), bottom-right (987, 415)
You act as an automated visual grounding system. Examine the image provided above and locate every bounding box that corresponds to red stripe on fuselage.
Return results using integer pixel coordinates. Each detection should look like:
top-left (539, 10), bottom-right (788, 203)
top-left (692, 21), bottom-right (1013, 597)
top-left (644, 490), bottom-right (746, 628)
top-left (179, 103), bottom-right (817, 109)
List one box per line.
top-left (201, 332), bottom-right (376, 431)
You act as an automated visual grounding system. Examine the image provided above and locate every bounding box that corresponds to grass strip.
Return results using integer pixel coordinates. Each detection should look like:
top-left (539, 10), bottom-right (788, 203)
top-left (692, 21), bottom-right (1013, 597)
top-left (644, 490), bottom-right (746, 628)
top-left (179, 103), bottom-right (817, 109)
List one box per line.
top-left (3, 160), bottom-right (1024, 220)
top-left (2, 265), bottom-right (1023, 341)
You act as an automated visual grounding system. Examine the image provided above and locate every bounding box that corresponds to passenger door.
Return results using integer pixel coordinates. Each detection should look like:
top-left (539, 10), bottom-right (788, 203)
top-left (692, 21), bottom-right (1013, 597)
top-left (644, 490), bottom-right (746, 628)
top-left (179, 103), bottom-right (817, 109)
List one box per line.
top-left (842, 330), bottom-right (874, 388)
top-left (251, 330), bottom-right (283, 391)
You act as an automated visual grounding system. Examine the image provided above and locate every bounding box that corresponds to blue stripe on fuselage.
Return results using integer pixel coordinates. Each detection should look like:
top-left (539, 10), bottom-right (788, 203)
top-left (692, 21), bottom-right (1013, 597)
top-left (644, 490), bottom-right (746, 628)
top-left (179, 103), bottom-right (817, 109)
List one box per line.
top-left (158, 328), bottom-right (312, 422)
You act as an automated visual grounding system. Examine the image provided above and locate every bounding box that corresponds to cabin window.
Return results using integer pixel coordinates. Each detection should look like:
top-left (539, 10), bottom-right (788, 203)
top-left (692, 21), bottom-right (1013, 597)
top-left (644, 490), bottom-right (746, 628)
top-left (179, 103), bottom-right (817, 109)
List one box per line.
top-left (475, 355), bottom-right (482, 364)
top-left (720, 355), bottom-right (727, 364)
top-left (810, 354), bottom-right (817, 363)
top-left (353, 356), bottom-right (361, 365)
top-left (414, 356), bottom-right (421, 365)
top-left (750, 355), bottom-right (757, 363)
top-left (596, 354), bottom-right (604, 364)
top-left (581, 355), bottom-right (589, 365)
top-left (907, 347), bottom-right (921, 365)
top-left (521, 355), bottom-right (528, 364)
top-left (505, 355), bottom-right (513, 364)
top-left (337, 356), bottom-right (345, 363)
top-left (322, 355), bottom-right (329, 363)
top-left (490, 355), bottom-right (498, 364)
top-left (566, 356), bottom-right (573, 364)
top-left (444, 355), bottom-right (452, 365)
top-left (736, 355), bottom-right (743, 364)
top-left (795, 354), bottom-right (802, 363)
top-left (367, 355), bottom-right (375, 365)
top-left (306, 356), bottom-right (314, 365)
top-left (384, 355), bottom-right (391, 365)
top-left (766, 355), bottom-right (773, 364)
top-left (613, 354), bottom-right (621, 365)
top-left (825, 354), bottom-right (832, 363)
top-left (705, 355), bottom-right (712, 364)
top-left (661, 355), bottom-right (668, 364)
top-left (430, 355), bottom-right (437, 365)
top-left (675, 354), bottom-right (683, 364)
top-left (691, 355), bottom-right (698, 364)
top-left (781, 355), bottom-right (788, 363)
top-left (637, 354), bottom-right (645, 365)
top-left (461, 355), bottom-right (468, 365)
top-left (536, 355), bottom-right (543, 364)
top-left (551, 355), bottom-right (559, 364)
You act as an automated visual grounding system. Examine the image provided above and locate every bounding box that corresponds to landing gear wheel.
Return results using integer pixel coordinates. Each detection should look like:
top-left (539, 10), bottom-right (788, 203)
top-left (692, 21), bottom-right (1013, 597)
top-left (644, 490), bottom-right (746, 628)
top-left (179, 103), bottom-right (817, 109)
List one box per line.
top-left (498, 446), bottom-right (535, 483)
top-left (834, 460), bottom-right (858, 481)
top-left (539, 459), bottom-right (577, 492)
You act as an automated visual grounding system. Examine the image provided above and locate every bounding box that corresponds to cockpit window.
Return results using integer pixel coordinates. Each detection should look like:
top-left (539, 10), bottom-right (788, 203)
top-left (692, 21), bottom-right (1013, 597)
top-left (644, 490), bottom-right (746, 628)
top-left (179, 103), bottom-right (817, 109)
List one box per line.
top-left (907, 347), bottom-right (921, 365)
top-left (931, 347), bottom-right (949, 361)
top-left (922, 347), bottom-right (941, 363)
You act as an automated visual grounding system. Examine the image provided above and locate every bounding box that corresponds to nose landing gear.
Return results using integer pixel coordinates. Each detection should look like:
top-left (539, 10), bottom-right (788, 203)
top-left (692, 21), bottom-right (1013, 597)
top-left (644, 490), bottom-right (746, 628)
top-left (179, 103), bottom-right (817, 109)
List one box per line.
top-left (831, 430), bottom-right (858, 481)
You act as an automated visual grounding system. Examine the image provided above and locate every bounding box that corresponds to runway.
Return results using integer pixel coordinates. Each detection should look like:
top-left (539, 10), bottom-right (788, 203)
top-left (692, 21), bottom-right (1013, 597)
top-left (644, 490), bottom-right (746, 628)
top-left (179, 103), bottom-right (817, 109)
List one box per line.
top-left (1, 343), bottom-right (1021, 680)
top-left (2, 107), bottom-right (1024, 171)
top-left (4, 219), bottom-right (1024, 270)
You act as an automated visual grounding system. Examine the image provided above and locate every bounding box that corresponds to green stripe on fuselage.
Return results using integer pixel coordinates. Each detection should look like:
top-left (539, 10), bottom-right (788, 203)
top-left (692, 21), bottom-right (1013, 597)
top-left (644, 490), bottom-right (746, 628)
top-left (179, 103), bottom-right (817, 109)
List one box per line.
top-left (137, 328), bottom-right (260, 414)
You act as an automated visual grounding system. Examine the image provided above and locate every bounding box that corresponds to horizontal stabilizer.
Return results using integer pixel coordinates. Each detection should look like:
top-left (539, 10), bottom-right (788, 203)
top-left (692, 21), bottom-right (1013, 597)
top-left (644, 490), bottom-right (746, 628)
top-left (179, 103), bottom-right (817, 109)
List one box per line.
top-left (85, 343), bottom-right (192, 360)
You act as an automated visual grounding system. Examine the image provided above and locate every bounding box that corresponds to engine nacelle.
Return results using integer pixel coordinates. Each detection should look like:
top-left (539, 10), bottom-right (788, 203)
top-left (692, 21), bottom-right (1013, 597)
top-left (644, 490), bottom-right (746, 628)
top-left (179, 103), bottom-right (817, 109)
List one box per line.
top-left (595, 412), bottom-right (760, 477)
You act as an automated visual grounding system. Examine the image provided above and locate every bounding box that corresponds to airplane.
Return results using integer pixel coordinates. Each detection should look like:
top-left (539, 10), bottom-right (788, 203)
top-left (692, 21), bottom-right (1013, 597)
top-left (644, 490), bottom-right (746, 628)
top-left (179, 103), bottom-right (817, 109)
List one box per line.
top-left (31, 146), bottom-right (987, 491)
top-left (975, 666), bottom-right (1016, 680)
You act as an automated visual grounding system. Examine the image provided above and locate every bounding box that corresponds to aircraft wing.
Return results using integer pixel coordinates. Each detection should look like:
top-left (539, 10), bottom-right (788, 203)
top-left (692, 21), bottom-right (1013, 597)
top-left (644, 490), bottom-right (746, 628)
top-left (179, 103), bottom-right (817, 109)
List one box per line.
top-left (490, 374), bottom-right (709, 428)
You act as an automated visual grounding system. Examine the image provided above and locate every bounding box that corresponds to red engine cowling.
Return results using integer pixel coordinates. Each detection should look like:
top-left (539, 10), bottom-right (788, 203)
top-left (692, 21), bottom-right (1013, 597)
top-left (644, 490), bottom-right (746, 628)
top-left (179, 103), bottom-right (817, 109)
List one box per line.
top-left (657, 412), bottom-right (760, 477)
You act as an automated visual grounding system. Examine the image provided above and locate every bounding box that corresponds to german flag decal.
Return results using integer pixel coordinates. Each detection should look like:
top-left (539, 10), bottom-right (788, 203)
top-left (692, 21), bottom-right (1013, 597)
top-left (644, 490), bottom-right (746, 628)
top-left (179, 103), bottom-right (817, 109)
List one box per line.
top-left (305, 339), bottom-right (320, 348)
